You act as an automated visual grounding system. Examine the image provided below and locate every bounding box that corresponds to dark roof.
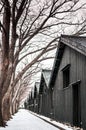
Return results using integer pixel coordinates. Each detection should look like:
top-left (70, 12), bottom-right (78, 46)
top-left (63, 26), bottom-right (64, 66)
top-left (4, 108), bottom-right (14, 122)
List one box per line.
top-left (49, 35), bottom-right (86, 88)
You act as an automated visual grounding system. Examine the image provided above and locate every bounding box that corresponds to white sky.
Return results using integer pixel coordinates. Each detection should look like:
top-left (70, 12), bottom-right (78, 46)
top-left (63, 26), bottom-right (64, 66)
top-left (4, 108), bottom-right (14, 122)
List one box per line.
top-left (1, 0), bottom-right (86, 100)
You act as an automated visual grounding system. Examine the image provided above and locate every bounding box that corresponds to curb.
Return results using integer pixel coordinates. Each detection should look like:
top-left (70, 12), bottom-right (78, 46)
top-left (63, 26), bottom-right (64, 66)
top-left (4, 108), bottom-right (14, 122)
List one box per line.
top-left (29, 111), bottom-right (66, 130)
top-left (35, 114), bottom-right (65, 130)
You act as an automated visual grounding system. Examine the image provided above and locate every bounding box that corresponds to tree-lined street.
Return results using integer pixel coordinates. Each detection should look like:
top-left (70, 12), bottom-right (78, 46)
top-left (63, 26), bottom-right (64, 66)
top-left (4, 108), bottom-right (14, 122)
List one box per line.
top-left (0, 0), bottom-right (86, 127)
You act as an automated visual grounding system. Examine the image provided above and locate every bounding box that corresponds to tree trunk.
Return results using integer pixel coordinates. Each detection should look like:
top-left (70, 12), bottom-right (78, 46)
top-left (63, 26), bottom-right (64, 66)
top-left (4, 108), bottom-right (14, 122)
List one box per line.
top-left (2, 94), bottom-right (11, 121)
top-left (11, 101), bottom-right (16, 115)
top-left (0, 1), bottom-right (11, 126)
top-left (11, 102), bottom-right (14, 115)
top-left (15, 101), bottom-right (17, 113)
top-left (0, 96), bottom-right (5, 127)
top-left (10, 92), bottom-right (14, 116)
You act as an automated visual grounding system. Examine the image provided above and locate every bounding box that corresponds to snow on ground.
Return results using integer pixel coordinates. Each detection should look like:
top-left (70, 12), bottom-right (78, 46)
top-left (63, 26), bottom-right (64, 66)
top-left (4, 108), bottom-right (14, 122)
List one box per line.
top-left (0, 109), bottom-right (59, 130)
top-left (30, 111), bottom-right (82, 130)
top-left (35, 115), bottom-right (73, 130)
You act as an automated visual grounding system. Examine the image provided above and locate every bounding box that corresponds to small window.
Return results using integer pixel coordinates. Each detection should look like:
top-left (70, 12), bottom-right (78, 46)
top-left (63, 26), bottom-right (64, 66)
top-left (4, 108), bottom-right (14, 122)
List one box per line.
top-left (62, 64), bottom-right (70, 88)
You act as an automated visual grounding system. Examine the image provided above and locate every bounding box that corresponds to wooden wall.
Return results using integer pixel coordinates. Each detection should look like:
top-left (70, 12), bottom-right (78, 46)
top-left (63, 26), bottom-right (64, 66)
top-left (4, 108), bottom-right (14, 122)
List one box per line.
top-left (38, 77), bottom-right (52, 118)
top-left (53, 45), bottom-right (86, 129)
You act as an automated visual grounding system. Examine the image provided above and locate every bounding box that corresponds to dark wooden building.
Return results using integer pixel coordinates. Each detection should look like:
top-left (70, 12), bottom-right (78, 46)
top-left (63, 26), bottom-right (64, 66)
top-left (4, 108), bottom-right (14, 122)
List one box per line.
top-left (33, 82), bottom-right (40, 113)
top-left (49, 35), bottom-right (86, 129)
top-left (38, 69), bottom-right (53, 118)
top-left (28, 82), bottom-right (40, 112)
top-left (28, 91), bottom-right (34, 111)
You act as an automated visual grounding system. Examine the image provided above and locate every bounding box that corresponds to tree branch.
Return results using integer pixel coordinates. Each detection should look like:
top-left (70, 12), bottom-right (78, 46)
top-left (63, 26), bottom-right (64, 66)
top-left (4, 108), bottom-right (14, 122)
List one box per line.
top-left (13, 37), bottom-right (57, 87)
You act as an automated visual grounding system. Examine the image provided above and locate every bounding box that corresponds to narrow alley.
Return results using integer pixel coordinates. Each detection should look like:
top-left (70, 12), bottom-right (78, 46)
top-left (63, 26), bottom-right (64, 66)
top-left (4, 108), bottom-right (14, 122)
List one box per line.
top-left (0, 109), bottom-right (59, 130)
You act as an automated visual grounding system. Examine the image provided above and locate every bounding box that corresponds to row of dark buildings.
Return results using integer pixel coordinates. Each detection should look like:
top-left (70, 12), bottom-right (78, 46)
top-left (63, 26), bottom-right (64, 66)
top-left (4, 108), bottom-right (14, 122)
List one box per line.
top-left (25, 35), bottom-right (86, 130)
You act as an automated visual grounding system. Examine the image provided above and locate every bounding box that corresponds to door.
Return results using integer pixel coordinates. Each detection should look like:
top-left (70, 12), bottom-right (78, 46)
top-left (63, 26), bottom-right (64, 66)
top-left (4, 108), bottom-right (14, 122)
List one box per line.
top-left (72, 82), bottom-right (81, 127)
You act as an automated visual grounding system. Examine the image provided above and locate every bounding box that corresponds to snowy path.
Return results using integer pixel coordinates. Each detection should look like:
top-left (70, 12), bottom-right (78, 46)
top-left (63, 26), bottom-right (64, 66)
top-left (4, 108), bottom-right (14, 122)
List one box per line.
top-left (0, 109), bottom-right (59, 130)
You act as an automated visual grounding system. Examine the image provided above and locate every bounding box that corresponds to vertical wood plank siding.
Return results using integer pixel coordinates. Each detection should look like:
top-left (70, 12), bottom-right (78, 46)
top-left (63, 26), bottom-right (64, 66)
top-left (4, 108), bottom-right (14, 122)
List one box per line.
top-left (53, 45), bottom-right (86, 129)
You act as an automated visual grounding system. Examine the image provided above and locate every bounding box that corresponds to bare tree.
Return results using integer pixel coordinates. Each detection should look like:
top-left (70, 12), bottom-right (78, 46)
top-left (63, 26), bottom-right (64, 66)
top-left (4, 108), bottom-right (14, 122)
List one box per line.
top-left (0, 0), bottom-right (86, 126)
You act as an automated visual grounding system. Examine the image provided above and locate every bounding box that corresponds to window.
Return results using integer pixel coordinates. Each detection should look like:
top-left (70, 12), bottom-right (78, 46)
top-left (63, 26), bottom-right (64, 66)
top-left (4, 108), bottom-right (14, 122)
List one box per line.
top-left (62, 64), bottom-right (70, 88)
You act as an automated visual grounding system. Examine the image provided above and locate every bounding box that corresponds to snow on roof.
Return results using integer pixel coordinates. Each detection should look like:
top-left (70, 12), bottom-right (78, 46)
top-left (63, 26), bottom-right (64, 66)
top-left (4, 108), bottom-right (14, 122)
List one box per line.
top-left (42, 69), bottom-right (52, 88)
top-left (49, 35), bottom-right (86, 89)
top-left (35, 82), bottom-right (40, 93)
top-left (61, 35), bottom-right (86, 56)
